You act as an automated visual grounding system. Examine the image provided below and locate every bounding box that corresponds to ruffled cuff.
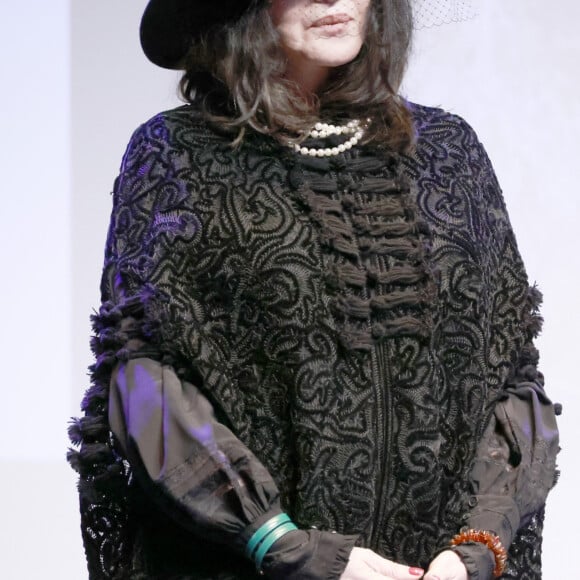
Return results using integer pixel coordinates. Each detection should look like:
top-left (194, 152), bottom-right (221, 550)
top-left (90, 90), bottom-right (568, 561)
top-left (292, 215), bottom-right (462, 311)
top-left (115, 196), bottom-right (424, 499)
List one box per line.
top-left (258, 523), bottom-right (357, 580)
top-left (449, 496), bottom-right (519, 580)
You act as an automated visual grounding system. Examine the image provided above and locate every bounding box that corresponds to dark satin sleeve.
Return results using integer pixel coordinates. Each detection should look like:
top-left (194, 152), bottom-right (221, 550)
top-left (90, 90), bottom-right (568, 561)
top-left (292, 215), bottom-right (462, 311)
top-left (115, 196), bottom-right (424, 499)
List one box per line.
top-left (452, 383), bottom-right (560, 579)
top-left (108, 355), bottom-right (357, 580)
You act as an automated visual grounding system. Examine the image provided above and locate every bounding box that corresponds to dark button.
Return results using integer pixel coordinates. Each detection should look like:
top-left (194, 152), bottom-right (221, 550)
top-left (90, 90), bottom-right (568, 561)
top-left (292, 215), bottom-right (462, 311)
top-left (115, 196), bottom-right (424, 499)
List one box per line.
top-left (468, 496), bottom-right (478, 508)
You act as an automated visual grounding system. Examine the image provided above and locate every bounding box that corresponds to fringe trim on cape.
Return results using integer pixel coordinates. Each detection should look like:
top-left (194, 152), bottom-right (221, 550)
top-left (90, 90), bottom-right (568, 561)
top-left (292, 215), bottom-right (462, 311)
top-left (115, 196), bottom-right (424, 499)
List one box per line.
top-left (285, 144), bottom-right (437, 351)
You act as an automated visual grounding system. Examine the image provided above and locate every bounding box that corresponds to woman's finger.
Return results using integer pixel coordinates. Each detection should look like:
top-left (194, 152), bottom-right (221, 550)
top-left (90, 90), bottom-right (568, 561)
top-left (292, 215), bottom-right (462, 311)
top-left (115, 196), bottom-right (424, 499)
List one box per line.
top-left (340, 547), bottom-right (424, 580)
top-left (361, 548), bottom-right (424, 579)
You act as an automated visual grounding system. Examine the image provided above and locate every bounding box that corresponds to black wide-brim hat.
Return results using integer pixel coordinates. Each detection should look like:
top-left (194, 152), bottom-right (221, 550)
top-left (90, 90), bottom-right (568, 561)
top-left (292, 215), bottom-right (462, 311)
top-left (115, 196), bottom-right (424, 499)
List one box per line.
top-left (140, 0), bottom-right (478, 69)
top-left (140, 0), bottom-right (258, 69)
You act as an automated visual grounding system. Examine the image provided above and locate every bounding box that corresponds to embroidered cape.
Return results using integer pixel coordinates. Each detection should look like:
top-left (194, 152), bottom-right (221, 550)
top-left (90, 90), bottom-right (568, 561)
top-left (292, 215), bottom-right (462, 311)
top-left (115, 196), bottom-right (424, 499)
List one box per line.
top-left (68, 103), bottom-right (559, 579)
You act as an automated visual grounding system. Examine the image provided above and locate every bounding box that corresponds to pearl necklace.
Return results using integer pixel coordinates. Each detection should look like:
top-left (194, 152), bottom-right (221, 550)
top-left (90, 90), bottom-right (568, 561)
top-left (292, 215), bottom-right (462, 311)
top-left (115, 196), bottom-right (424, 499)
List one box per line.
top-left (292, 120), bottom-right (366, 157)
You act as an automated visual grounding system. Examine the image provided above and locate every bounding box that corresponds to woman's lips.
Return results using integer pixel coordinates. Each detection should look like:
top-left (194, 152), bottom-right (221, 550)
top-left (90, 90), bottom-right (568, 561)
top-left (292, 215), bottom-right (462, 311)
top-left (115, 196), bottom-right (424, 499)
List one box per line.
top-left (311, 13), bottom-right (353, 28)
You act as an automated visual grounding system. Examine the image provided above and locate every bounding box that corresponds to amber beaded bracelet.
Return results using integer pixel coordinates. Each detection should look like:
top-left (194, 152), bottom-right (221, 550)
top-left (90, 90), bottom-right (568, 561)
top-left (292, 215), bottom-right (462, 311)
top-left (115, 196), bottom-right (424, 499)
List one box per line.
top-left (450, 529), bottom-right (508, 578)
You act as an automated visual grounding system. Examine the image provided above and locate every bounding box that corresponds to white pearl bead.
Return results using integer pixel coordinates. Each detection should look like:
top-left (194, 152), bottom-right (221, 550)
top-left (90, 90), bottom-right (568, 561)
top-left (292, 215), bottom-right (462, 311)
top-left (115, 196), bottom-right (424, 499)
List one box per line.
top-left (293, 119), bottom-right (368, 157)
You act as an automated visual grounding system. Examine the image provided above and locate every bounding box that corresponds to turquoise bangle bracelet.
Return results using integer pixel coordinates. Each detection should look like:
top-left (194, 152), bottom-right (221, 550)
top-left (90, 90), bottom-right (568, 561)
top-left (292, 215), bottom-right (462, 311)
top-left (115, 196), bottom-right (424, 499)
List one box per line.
top-left (245, 513), bottom-right (292, 559)
top-left (254, 521), bottom-right (299, 571)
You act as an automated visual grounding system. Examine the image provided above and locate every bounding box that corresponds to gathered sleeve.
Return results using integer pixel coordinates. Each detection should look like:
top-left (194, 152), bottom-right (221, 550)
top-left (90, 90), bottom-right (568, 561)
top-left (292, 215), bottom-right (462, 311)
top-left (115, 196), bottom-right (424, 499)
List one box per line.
top-left (453, 379), bottom-right (560, 578)
top-left (74, 115), bottom-right (356, 580)
top-left (108, 355), bottom-right (279, 547)
top-left (107, 354), bottom-right (356, 580)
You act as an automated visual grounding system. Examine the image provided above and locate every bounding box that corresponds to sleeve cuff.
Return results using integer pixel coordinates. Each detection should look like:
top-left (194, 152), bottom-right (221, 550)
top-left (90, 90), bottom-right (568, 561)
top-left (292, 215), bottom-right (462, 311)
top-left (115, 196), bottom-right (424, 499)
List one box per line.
top-left (260, 527), bottom-right (358, 580)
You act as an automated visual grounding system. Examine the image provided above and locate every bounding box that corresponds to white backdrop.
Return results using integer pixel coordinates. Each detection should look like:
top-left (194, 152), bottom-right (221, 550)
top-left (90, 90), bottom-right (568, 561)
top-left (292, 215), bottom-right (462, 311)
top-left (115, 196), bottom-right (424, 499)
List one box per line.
top-left (0, 1), bottom-right (577, 578)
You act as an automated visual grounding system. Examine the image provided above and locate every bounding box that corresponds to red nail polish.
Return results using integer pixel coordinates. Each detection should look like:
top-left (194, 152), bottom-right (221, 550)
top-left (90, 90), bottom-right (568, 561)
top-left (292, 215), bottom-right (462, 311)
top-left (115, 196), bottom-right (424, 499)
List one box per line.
top-left (409, 568), bottom-right (424, 577)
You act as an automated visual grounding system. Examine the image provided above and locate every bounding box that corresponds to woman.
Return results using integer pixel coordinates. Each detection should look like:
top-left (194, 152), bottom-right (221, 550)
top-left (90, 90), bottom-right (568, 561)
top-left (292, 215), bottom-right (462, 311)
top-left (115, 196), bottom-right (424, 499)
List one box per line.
top-left (68, 1), bottom-right (560, 579)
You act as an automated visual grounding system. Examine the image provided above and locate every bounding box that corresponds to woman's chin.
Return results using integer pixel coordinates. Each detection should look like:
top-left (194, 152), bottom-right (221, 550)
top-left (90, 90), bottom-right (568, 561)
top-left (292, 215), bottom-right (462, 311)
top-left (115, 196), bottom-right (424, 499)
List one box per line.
top-left (306, 45), bottom-right (363, 69)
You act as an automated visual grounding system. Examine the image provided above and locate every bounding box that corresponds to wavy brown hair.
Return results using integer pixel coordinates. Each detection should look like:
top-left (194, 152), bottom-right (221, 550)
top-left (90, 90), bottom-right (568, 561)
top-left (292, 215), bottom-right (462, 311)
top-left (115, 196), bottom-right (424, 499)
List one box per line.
top-left (179, 0), bottom-right (414, 150)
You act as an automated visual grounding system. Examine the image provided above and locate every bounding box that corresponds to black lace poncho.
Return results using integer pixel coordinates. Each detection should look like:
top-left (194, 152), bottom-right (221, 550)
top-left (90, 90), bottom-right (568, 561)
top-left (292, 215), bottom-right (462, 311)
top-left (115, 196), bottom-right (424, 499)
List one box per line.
top-left (69, 103), bottom-right (559, 579)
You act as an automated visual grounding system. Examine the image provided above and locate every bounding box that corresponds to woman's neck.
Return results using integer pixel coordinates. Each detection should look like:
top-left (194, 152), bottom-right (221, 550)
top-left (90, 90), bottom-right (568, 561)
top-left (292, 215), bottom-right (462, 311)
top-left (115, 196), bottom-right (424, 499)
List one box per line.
top-left (284, 59), bottom-right (330, 95)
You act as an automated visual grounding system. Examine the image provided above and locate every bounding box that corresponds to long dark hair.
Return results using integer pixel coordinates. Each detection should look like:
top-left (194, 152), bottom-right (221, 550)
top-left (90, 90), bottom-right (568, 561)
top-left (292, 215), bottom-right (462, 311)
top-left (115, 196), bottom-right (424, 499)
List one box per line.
top-left (179, 0), bottom-right (415, 150)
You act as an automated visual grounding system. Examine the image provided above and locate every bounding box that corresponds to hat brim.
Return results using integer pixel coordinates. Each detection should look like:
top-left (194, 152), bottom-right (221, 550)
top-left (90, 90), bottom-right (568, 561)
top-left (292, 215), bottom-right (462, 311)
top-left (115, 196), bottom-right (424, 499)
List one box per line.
top-left (140, 0), bottom-right (256, 70)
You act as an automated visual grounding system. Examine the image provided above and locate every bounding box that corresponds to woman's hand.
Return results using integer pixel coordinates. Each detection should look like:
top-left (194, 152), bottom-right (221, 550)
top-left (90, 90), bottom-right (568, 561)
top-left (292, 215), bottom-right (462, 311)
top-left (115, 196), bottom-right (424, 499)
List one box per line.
top-left (423, 550), bottom-right (468, 580)
top-left (340, 547), bottom-right (424, 580)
